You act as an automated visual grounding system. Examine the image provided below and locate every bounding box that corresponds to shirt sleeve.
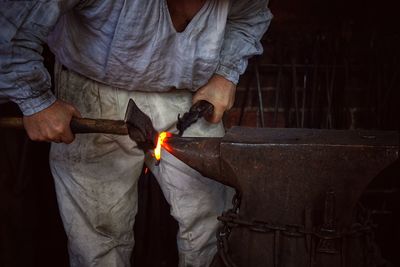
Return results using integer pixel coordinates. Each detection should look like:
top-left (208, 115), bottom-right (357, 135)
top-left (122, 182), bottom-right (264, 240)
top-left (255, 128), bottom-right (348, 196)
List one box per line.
top-left (0, 1), bottom-right (79, 116)
top-left (215, 0), bottom-right (273, 84)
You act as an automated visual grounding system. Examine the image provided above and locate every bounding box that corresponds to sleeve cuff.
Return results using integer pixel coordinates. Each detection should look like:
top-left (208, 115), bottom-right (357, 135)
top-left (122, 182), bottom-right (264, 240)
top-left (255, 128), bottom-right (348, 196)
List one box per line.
top-left (16, 90), bottom-right (57, 116)
top-left (215, 64), bottom-right (240, 85)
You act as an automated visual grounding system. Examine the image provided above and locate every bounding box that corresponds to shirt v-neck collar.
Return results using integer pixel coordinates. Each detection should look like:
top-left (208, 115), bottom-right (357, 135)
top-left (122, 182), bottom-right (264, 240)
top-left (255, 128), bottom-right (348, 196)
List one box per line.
top-left (163, 0), bottom-right (211, 34)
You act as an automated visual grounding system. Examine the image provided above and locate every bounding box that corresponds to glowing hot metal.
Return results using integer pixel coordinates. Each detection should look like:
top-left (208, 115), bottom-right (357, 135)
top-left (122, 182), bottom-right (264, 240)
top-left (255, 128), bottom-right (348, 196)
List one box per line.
top-left (154, 131), bottom-right (172, 161)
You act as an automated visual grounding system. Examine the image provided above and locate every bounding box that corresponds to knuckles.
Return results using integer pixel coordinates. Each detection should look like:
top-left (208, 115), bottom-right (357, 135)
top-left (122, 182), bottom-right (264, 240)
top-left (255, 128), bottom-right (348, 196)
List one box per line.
top-left (29, 123), bottom-right (70, 143)
top-left (28, 132), bottom-right (48, 142)
top-left (28, 134), bottom-right (43, 142)
top-left (53, 124), bottom-right (66, 135)
top-left (64, 137), bottom-right (74, 144)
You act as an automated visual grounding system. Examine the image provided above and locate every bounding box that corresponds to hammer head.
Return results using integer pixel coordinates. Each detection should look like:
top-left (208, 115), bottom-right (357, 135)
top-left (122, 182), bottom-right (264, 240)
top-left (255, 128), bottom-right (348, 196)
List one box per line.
top-left (124, 99), bottom-right (158, 151)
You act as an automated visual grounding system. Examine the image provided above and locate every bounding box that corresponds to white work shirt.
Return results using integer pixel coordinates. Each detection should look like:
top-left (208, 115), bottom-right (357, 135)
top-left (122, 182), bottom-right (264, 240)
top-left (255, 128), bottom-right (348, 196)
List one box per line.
top-left (0, 0), bottom-right (272, 115)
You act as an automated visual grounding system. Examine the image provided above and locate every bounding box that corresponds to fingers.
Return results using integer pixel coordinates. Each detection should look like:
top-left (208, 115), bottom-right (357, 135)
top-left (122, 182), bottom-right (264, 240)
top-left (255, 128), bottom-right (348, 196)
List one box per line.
top-left (24, 120), bottom-right (70, 143)
top-left (208, 107), bottom-right (224, 124)
top-left (63, 104), bottom-right (80, 144)
top-left (191, 91), bottom-right (203, 105)
top-left (48, 102), bottom-right (76, 144)
top-left (45, 118), bottom-right (74, 144)
top-left (192, 74), bottom-right (237, 124)
top-left (69, 105), bottom-right (82, 118)
top-left (23, 99), bottom-right (80, 144)
top-left (61, 129), bottom-right (75, 144)
top-left (193, 96), bottom-right (229, 124)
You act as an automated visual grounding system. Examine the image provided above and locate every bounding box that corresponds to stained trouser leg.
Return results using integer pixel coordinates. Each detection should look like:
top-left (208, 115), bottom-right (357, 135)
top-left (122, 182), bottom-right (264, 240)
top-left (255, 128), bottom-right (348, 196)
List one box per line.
top-left (50, 134), bottom-right (143, 267)
top-left (50, 65), bottom-right (144, 267)
top-left (142, 91), bottom-right (235, 267)
top-left (149, 150), bottom-right (233, 267)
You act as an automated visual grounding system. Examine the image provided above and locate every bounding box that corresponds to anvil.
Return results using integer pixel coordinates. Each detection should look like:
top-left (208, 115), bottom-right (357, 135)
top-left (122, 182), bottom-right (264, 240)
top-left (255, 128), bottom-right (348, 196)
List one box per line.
top-left (163, 127), bottom-right (399, 267)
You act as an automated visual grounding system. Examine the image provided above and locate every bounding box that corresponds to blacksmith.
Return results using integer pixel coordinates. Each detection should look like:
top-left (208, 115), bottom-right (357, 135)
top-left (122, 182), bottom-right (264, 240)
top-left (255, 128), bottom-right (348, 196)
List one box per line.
top-left (0, 0), bottom-right (272, 266)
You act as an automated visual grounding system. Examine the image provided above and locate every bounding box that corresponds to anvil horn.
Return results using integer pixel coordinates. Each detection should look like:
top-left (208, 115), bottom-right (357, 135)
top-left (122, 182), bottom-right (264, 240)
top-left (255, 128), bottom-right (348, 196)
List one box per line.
top-left (164, 136), bottom-right (235, 186)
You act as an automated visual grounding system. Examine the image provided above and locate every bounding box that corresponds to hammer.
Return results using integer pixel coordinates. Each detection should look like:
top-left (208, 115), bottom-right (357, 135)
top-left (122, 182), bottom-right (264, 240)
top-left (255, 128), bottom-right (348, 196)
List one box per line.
top-left (0, 99), bottom-right (158, 150)
top-left (0, 116), bottom-right (128, 135)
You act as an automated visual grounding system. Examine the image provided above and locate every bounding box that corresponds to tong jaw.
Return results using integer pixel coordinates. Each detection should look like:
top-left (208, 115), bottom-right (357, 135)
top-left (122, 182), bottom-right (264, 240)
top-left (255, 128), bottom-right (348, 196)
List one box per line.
top-left (176, 100), bottom-right (214, 136)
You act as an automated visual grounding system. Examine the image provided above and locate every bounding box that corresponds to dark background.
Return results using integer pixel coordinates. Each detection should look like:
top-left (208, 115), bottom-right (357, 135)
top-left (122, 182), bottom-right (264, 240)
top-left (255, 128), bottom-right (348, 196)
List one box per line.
top-left (1, 0), bottom-right (399, 266)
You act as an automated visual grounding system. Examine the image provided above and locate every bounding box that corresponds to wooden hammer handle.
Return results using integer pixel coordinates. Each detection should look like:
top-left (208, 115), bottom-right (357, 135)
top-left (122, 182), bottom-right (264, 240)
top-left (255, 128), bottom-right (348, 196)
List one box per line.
top-left (0, 117), bottom-right (128, 135)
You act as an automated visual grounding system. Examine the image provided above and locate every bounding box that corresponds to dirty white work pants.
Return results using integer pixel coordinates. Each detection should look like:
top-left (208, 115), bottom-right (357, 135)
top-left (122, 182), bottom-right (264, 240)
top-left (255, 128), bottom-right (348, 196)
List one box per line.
top-left (49, 65), bottom-right (233, 267)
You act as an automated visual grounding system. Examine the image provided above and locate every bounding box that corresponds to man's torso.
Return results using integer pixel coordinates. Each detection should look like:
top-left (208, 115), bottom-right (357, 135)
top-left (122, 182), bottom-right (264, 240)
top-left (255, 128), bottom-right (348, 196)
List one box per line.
top-left (47, 0), bottom-right (230, 92)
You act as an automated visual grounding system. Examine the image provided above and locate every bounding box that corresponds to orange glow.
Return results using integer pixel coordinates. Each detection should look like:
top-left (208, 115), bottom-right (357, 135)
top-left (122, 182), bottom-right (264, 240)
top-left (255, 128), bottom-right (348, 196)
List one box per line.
top-left (154, 132), bottom-right (172, 161)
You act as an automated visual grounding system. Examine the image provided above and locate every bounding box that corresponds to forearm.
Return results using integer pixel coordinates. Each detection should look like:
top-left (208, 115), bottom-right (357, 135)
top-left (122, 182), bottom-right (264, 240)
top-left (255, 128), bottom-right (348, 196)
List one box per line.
top-left (0, 47), bottom-right (56, 115)
top-left (0, 1), bottom-right (78, 115)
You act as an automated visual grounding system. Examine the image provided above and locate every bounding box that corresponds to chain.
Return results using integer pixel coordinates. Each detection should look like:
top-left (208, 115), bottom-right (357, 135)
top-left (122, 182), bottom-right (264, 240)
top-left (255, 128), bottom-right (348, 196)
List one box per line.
top-left (218, 214), bottom-right (374, 239)
top-left (216, 190), bottom-right (241, 267)
top-left (216, 192), bottom-right (376, 267)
